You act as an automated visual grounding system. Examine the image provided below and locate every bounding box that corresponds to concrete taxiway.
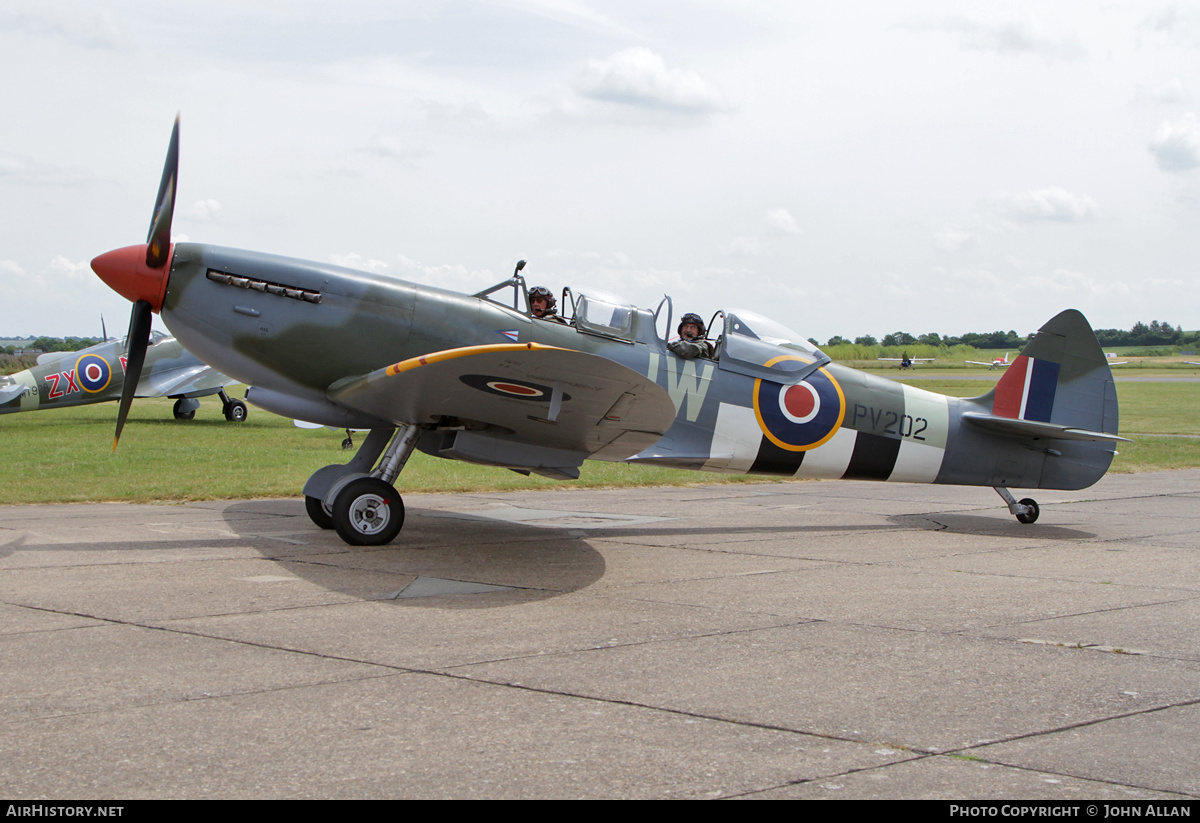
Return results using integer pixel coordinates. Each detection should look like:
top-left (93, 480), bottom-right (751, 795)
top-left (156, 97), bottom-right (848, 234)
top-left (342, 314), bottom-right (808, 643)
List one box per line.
top-left (2, 472), bottom-right (1199, 799)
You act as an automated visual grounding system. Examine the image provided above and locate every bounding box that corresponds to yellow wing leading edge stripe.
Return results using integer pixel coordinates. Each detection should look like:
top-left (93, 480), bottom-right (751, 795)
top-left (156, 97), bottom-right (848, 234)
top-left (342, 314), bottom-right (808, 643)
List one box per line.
top-left (384, 343), bottom-right (569, 376)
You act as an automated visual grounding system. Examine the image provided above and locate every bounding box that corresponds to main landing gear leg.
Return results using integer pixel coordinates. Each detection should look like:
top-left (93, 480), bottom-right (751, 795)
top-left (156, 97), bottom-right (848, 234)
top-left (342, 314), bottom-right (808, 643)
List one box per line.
top-left (302, 425), bottom-right (422, 546)
top-left (218, 389), bottom-right (248, 422)
top-left (994, 486), bottom-right (1040, 524)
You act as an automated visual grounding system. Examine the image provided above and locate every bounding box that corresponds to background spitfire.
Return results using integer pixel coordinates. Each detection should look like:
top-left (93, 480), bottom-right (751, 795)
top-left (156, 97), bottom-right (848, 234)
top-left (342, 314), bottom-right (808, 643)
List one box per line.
top-left (0, 331), bottom-right (247, 423)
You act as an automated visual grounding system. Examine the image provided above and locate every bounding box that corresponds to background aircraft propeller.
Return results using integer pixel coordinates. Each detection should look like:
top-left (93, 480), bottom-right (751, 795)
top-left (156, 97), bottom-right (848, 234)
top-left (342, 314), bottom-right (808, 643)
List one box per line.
top-left (110, 116), bottom-right (178, 450)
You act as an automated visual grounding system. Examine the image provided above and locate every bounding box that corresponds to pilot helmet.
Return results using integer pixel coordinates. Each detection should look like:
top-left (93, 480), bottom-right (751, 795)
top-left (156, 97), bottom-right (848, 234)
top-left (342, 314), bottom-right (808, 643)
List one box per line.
top-left (678, 312), bottom-right (706, 338)
top-left (529, 286), bottom-right (557, 312)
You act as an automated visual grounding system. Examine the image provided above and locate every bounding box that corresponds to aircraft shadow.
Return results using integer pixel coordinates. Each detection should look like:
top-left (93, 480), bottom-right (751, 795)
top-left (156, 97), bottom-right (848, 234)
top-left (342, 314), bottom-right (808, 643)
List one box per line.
top-left (887, 512), bottom-right (1096, 540)
top-left (205, 500), bottom-right (1097, 608)
top-left (1, 501), bottom-right (1095, 612)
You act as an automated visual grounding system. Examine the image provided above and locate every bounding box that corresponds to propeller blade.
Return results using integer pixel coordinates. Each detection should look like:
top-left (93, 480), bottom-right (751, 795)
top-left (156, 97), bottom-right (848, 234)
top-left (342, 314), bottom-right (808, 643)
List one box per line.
top-left (146, 115), bottom-right (179, 269)
top-left (112, 299), bottom-right (153, 451)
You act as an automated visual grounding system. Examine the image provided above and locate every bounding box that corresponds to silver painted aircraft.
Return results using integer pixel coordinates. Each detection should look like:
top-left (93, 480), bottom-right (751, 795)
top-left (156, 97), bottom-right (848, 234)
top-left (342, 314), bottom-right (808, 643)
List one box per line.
top-left (878, 354), bottom-right (936, 369)
top-left (0, 330), bottom-right (247, 422)
top-left (90, 119), bottom-right (1127, 546)
top-left (966, 352), bottom-right (1012, 369)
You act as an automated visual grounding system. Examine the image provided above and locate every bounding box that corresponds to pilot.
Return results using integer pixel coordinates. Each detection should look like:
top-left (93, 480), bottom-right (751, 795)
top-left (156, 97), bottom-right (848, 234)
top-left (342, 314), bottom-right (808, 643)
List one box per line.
top-left (529, 286), bottom-right (568, 324)
top-left (668, 313), bottom-right (714, 359)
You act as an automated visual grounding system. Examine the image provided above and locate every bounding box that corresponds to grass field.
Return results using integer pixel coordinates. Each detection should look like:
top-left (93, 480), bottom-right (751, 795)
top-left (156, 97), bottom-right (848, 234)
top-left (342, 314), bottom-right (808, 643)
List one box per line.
top-left (0, 395), bottom-right (767, 505)
top-left (0, 378), bottom-right (1195, 505)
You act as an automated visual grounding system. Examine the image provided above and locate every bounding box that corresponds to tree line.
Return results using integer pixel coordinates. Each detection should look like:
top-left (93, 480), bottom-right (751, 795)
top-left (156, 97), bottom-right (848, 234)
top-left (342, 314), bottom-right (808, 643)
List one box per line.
top-left (825, 320), bottom-right (1196, 350)
top-left (4, 320), bottom-right (1196, 358)
top-left (2, 336), bottom-right (104, 355)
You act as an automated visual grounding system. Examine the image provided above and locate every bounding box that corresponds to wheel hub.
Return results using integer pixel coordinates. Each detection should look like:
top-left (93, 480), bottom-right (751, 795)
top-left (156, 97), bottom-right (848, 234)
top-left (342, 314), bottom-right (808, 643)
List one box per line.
top-left (349, 493), bottom-right (391, 535)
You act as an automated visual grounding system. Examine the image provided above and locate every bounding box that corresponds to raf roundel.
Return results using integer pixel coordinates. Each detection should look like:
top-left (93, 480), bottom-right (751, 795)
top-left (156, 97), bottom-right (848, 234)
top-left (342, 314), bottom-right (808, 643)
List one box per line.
top-left (753, 358), bottom-right (845, 451)
top-left (487, 381), bottom-right (543, 397)
top-left (75, 354), bottom-right (113, 394)
top-left (459, 374), bottom-right (570, 403)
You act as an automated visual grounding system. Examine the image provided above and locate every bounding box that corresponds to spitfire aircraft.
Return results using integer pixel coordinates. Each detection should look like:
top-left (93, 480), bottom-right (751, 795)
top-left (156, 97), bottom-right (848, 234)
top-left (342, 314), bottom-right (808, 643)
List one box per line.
top-left (90, 119), bottom-right (1126, 546)
top-left (0, 330), bottom-right (247, 422)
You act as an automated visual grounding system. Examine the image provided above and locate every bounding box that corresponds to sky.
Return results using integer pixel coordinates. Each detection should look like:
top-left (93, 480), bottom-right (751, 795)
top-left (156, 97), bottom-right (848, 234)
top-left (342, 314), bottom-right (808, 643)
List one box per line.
top-left (2, 0), bottom-right (1200, 344)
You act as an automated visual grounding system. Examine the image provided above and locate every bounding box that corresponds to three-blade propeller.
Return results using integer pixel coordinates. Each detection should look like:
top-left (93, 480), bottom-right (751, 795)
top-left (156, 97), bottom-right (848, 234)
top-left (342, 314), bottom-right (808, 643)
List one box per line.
top-left (112, 115), bottom-right (179, 450)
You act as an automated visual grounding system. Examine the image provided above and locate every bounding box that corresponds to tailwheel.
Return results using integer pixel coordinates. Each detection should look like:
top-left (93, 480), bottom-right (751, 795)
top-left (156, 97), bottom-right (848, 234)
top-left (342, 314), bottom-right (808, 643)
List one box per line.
top-left (304, 495), bottom-right (334, 530)
top-left (1016, 498), bottom-right (1040, 524)
top-left (995, 486), bottom-right (1041, 525)
top-left (333, 477), bottom-right (405, 546)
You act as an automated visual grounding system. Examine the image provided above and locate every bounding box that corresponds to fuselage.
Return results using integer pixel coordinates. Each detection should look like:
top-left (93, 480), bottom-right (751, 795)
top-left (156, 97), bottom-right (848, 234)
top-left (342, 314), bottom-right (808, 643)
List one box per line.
top-left (148, 242), bottom-right (1113, 493)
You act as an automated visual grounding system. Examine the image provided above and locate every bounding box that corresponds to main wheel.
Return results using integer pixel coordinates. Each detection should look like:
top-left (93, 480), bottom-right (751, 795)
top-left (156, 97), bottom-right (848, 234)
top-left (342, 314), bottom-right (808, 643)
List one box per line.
top-left (1016, 498), bottom-right (1040, 524)
top-left (304, 495), bottom-right (334, 530)
top-left (332, 478), bottom-right (405, 546)
top-left (172, 398), bottom-right (195, 420)
top-left (224, 399), bottom-right (248, 422)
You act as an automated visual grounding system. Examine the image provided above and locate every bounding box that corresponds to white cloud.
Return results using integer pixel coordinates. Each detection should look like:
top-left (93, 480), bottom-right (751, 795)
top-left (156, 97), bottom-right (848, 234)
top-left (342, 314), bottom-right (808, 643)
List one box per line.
top-left (991, 187), bottom-right (1100, 222)
top-left (0, 150), bottom-right (94, 186)
top-left (329, 252), bottom-right (389, 274)
top-left (420, 99), bottom-right (489, 124)
top-left (185, 199), bottom-right (223, 222)
top-left (393, 254), bottom-right (498, 292)
top-left (0, 259), bottom-right (45, 301)
top-left (575, 48), bottom-right (727, 114)
top-left (0, 5), bottom-right (122, 49)
top-left (1149, 114), bottom-right (1200, 172)
top-left (1141, 6), bottom-right (1183, 34)
top-left (1134, 77), bottom-right (1186, 106)
top-left (934, 228), bottom-right (978, 252)
top-left (765, 208), bottom-right (799, 235)
top-left (1020, 268), bottom-right (1134, 300)
top-left (47, 255), bottom-right (91, 283)
top-left (0, 259), bottom-right (27, 279)
top-left (902, 14), bottom-right (1084, 60)
top-left (724, 236), bottom-right (761, 257)
top-left (359, 136), bottom-right (430, 166)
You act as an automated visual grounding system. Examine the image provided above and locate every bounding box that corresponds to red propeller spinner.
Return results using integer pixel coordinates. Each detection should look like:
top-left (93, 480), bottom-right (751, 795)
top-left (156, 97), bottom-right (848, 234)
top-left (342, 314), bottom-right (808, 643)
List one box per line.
top-left (90, 243), bottom-right (172, 312)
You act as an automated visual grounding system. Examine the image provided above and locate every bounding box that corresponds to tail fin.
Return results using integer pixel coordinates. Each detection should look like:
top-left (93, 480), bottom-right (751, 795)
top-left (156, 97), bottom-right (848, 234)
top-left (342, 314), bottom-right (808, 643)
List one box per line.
top-left (990, 309), bottom-right (1118, 434)
top-left (961, 310), bottom-right (1123, 490)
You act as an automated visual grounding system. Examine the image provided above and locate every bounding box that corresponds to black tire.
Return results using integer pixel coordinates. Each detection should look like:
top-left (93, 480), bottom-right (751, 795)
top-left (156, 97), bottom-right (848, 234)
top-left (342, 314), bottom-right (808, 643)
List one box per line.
top-left (224, 399), bottom-right (248, 422)
top-left (1016, 498), bottom-right (1040, 524)
top-left (341, 436), bottom-right (354, 450)
top-left (304, 495), bottom-right (335, 530)
top-left (172, 399), bottom-right (195, 420)
top-left (332, 478), bottom-right (405, 546)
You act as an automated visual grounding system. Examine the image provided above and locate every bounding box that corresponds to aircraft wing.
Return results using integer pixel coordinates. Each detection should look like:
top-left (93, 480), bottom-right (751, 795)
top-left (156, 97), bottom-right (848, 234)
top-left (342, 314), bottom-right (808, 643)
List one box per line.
top-left (328, 343), bottom-right (677, 465)
top-left (965, 360), bottom-right (1009, 367)
top-left (135, 351), bottom-right (237, 398)
top-left (34, 351), bottom-right (69, 367)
